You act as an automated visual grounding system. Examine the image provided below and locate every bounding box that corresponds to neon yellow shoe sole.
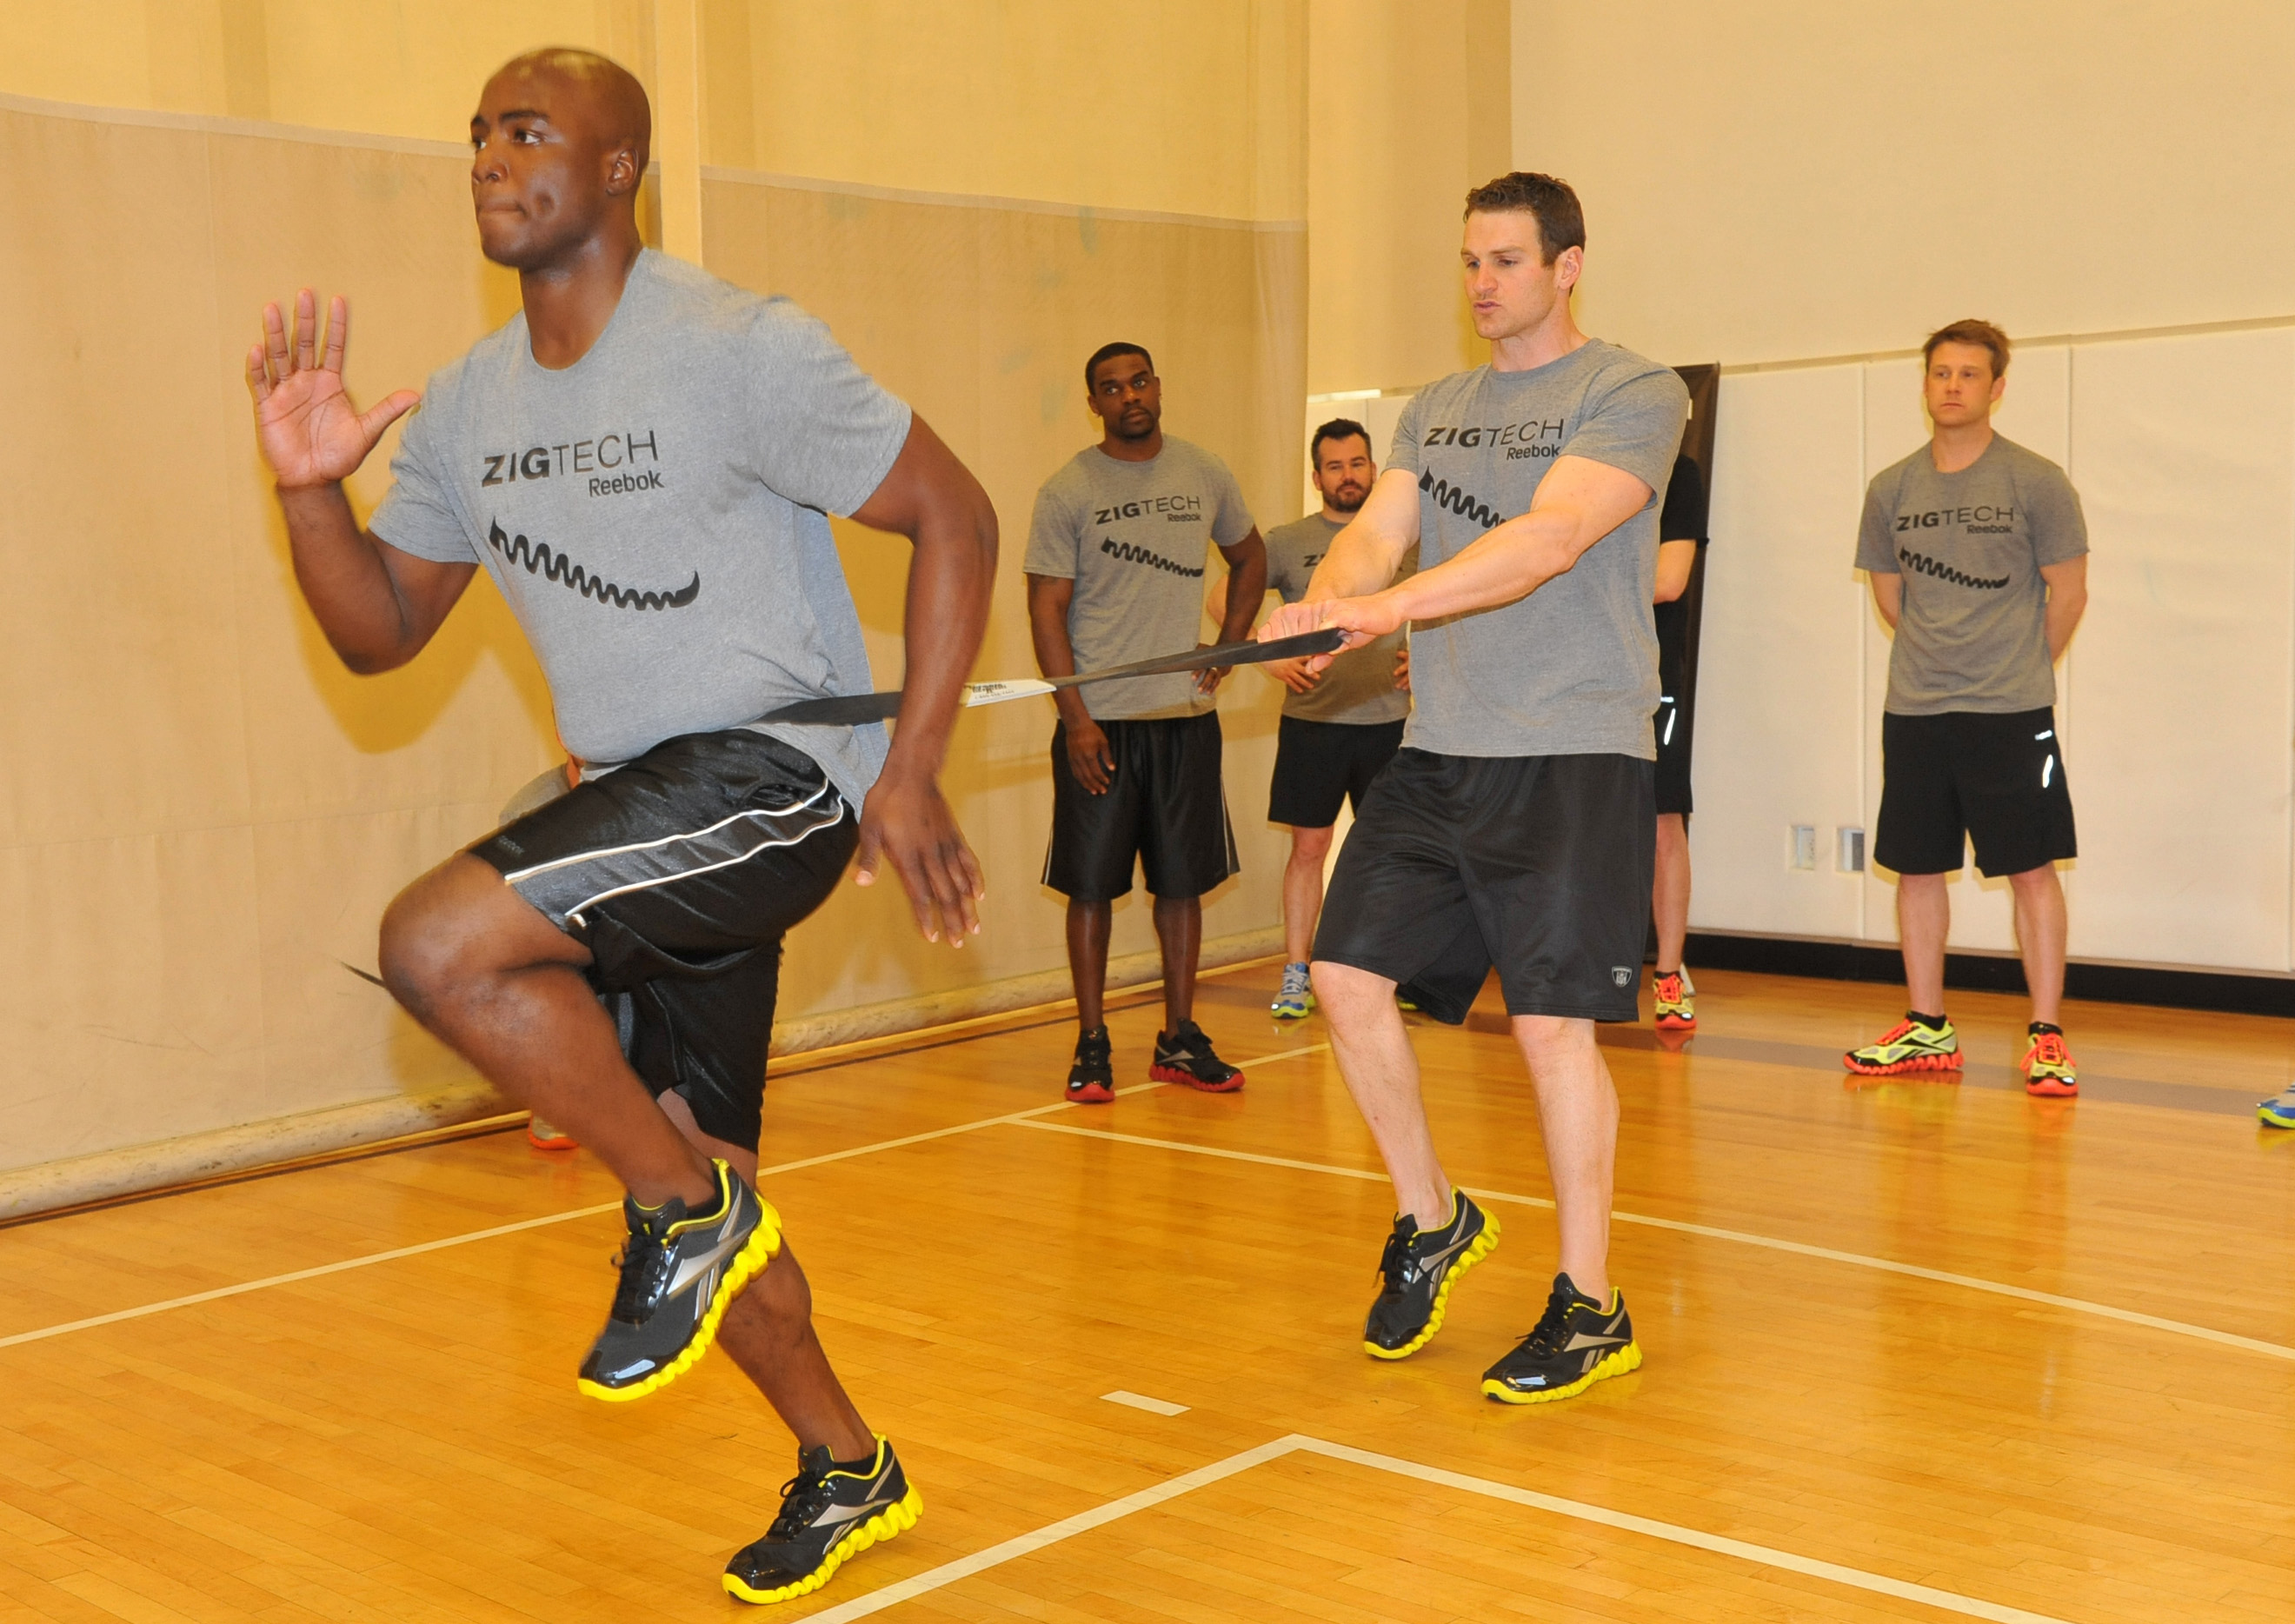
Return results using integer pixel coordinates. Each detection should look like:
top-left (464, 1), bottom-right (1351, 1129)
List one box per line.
top-left (1363, 1208), bottom-right (1501, 1361)
top-left (1480, 1339), bottom-right (1641, 1405)
top-left (722, 1485), bottom-right (922, 1606)
top-left (575, 1201), bottom-right (782, 1404)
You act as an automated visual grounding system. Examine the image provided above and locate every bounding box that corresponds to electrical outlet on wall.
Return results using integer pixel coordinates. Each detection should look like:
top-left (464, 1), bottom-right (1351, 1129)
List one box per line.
top-left (1790, 825), bottom-right (1817, 870)
top-left (1838, 827), bottom-right (1866, 872)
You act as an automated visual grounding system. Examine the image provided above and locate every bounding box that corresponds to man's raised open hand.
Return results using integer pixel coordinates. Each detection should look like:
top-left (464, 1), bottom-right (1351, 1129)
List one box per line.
top-left (245, 290), bottom-right (420, 490)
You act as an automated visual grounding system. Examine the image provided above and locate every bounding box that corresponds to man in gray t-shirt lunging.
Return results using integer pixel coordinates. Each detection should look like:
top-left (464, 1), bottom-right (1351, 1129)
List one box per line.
top-left (243, 50), bottom-right (989, 1607)
top-left (1261, 172), bottom-right (1687, 1408)
top-left (1846, 319), bottom-right (2091, 1096)
top-left (1025, 343), bottom-right (1267, 1105)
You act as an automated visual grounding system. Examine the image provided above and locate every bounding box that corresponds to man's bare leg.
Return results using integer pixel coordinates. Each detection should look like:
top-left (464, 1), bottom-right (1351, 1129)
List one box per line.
top-left (1511, 1015), bottom-right (1616, 1301)
top-left (1153, 893), bottom-right (1201, 1034)
top-left (2007, 863), bottom-right (2067, 1026)
top-left (1652, 813), bottom-right (1690, 974)
top-left (1896, 870), bottom-right (1952, 1014)
top-left (1314, 960), bottom-right (1450, 1228)
top-left (1066, 898), bottom-right (1112, 1031)
top-left (1282, 826), bottom-right (1335, 964)
top-left (381, 853), bottom-right (874, 1458)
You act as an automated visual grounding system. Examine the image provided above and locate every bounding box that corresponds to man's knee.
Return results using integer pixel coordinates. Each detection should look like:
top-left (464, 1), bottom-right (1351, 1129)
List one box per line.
top-left (1290, 825), bottom-right (1334, 862)
top-left (1312, 960), bottom-right (1394, 1024)
top-left (376, 856), bottom-right (535, 1017)
top-left (1512, 1013), bottom-right (1595, 1066)
top-left (2007, 862), bottom-right (2060, 893)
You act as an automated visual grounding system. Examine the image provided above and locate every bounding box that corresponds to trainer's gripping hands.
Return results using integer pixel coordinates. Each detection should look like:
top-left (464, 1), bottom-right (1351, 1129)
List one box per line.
top-left (1256, 594), bottom-right (1407, 676)
top-left (853, 769), bottom-right (986, 947)
top-left (245, 290), bottom-right (420, 490)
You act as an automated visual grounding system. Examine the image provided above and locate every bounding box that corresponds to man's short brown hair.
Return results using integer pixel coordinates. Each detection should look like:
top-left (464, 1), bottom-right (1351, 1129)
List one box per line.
top-left (1922, 319), bottom-right (2012, 378)
top-left (1463, 171), bottom-right (1585, 265)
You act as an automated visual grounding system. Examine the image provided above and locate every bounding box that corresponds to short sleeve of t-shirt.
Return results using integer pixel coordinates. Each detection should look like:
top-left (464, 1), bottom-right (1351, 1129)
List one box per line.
top-left (1206, 456), bottom-right (1254, 549)
top-left (1387, 394), bottom-right (1426, 479)
top-left (2021, 463), bottom-right (2089, 566)
top-left (1559, 369), bottom-right (1688, 499)
top-left (1855, 469), bottom-right (1903, 574)
top-left (1022, 481), bottom-right (1083, 579)
top-left (372, 390), bottom-right (482, 565)
top-left (741, 303), bottom-right (913, 517)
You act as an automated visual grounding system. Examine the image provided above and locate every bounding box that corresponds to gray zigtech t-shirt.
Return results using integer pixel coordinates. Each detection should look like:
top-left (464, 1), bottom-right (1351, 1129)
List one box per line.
top-left (1023, 436), bottom-right (1255, 722)
top-left (1263, 513), bottom-right (1413, 724)
top-left (1389, 342), bottom-right (1689, 760)
top-left (371, 250), bottom-right (911, 812)
top-left (1855, 435), bottom-right (2088, 715)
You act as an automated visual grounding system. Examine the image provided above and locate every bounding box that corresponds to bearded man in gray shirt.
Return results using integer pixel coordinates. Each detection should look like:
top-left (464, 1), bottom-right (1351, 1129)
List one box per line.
top-left (1845, 320), bottom-right (2090, 1096)
top-left (1261, 172), bottom-right (1687, 1407)
top-left (1024, 343), bottom-right (1267, 1105)
top-left (243, 50), bottom-right (988, 1607)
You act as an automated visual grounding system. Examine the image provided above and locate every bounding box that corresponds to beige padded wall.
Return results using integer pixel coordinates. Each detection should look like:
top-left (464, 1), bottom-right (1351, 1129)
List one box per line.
top-left (0, 2), bottom-right (1307, 1185)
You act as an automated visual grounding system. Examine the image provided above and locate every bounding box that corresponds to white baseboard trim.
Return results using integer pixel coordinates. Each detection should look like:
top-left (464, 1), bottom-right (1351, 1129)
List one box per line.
top-left (0, 927), bottom-right (1283, 1222)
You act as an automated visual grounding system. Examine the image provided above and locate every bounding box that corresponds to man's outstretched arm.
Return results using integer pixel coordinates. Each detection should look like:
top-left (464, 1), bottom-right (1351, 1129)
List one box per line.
top-left (246, 290), bottom-right (474, 673)
top-left (1262, 456), bottom-right (1649, 651)
top-left (846, 414), bottom-right (1000, 944)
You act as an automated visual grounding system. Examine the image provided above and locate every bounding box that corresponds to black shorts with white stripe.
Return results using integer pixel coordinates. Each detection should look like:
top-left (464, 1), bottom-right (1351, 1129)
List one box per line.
top-left (471, 729), bottom-right (857, 1152)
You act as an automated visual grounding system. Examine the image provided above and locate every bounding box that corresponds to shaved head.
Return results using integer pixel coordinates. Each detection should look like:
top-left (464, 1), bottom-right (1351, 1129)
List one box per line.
top-left (469, 48), bottom-right (650, 273)
top-left (493, 48), bottom-right (651, 171)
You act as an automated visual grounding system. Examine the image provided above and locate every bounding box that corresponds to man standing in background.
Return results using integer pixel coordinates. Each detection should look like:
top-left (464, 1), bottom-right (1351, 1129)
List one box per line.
top-left (1846, 320), bottom-right (2089, 1096)
top-left (1026, 343), bottom-right (1267, 1102)
top-left (1214, 418), bottom-right (1413, 1019)
top-left (1649, 450), bottom-right (1706, 1031)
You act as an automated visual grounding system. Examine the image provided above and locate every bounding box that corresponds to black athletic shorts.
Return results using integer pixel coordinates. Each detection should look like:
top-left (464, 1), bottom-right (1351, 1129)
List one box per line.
top-left (1314, 749), bottom-right (1654, 1024)
top-left (1268, 715), bottom-right (1407, 828)
top-left (471, 729), bottom-right (856, 1152)
top-left (1043, 711), bottom-right (1238, 902)
top-left (1875, 707), bottom-right (2077, 878)
top-left (1653, 696), bottom-right (1693, 816)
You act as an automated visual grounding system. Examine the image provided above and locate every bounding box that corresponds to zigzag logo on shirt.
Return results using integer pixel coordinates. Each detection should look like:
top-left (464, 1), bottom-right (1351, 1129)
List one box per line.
top-left (1896, 545), bottom-right (2009, 590)
top-left (1418, 469), bottom-right (1505, 530)
top-left (1100, 536), bottom-right (1205, 578)
top-left (488, 519), bottom-right (702, 610)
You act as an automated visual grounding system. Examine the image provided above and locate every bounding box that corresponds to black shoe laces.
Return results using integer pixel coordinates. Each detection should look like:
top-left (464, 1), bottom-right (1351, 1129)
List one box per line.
top-left (768, 1453), bottom-right (839, 1540)
top-left (1514, 1280), bottom-right (1580, 1359)
top-left (607, 1208), bottom-right (677, 1321)
top-left (1374, 1215), bottom-right (1419, 1292)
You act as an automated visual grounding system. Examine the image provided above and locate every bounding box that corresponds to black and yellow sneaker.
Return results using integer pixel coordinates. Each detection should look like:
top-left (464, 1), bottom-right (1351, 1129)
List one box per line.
top-left (576, 1158), bottom-right (779, 1403)
top-left (1363, 1191), bottom-right (1500, 1359)
top-left (1481, 1273), bottom-right (1640, 1404)
top-left (1066, 1024), bottom-right (1114, 1104)
top-left (723, 1435), bottom-right (921, 1606)
top-left (1150, 1020), bottom-right (1245, 1093)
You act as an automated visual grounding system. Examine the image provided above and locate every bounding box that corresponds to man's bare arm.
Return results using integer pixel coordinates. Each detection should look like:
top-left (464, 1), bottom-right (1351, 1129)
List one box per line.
top-left (1026, 572), bottom-right (1115, 795)
top-left (246, 290), bottom-right (474, 672)
top-left (1868, 570), bottom-right (1904, 631)
top-left (1194, 528), bottom-right (1267, 692)
top-left (1654, 538), bottom-right (1699, 604)
top-left (1262, 456), bottom-right (1649, 654)
top-left (2039, 556), bottom-right (2088, 660)
top-left (1307, 469), bottom-right (1420, 602)
top-left (844, 414), bottom-right (1000, 942)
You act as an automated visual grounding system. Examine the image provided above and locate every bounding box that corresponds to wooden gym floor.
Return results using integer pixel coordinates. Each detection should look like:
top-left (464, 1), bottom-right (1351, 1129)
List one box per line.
top-left (0, 962), bottom-right (2289, 1622)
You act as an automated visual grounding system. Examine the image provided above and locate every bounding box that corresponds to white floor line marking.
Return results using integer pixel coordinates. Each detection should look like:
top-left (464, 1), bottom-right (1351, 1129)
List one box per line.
top-left (1288, 1438), bottom-right (2079, 1624)
top-left (0, 1203), bottom-right (623, 1351)
top-left (804, 1434), bottom-right (2079, 1624)
top-left (0, 1047), bottom-right (1329, 1353)
top-left (1100, 1389), bottom-right (1187, 1416)
top-left (1009, 1121), bottom-right (2295, 1362)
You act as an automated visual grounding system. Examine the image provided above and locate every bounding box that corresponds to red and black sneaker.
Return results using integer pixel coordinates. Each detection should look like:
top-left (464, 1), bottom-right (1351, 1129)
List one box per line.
top-left (1065, 1025), bottom-right (1114, 1104)
top-left (1150, 1020), bottom-right (1245, 1093)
